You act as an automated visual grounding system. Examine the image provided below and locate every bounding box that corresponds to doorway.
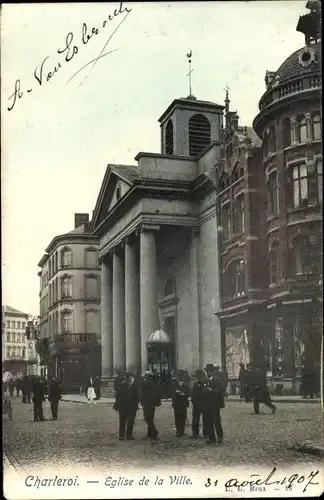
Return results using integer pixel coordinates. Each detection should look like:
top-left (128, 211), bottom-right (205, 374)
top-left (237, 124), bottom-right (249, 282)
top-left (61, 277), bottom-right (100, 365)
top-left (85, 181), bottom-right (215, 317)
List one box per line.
top-left (163, 315), bottom-right (176, 371)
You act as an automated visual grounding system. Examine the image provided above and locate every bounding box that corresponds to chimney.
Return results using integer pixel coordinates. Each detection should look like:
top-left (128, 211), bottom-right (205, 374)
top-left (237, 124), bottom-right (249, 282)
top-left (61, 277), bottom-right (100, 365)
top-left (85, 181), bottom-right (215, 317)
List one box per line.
top-left (74, 213), bottom-right (89, 229)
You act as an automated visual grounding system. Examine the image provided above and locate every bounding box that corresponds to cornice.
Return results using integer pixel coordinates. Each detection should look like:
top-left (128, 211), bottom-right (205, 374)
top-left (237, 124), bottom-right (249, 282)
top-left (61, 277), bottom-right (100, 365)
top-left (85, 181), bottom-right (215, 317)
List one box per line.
top-left (45, 233), bottom-right (99, 256)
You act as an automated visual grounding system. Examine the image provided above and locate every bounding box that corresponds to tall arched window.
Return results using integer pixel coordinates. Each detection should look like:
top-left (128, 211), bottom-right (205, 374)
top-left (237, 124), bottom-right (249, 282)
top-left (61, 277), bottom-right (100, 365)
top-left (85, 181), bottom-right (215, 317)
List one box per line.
top-left (61, 248), bottom-right (72, 268)
top-left (189, 114), bottom-right (211, 156)
top-left (219, 173), bottom-right (230, 191)
top-left (269, 242), bottom-right (280, 285)
top-left (292, 235), bottom-right (312, 275)
top-left (298, 116), bottom-right (307, 142)
top-left (268, 126), bottom-right (276, 152)
top-left (221, 201), bottom-right (231, 241)
top-left (282, 118), bottom-right (291, 148)
top-left (292, 163), bottom-right (308, 208)
top-left (225, 259), bottom-right (246, 299)
top-left (312, 114), bottom-right (321, 140)
top-left (163, 277), bottom-right (175, 298)
top-left (165, 119), bottom-right (174, 155)
top-left (234, 193), bottom-right (245, 234)
top-left (267, 169), bottom-right (279, 216)
top-left (232, 164), bottom-right (239, 182)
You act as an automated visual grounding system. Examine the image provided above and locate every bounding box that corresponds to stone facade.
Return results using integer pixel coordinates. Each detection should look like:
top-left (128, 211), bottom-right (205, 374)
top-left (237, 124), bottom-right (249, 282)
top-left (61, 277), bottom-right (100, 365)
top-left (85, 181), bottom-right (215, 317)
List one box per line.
top-left (37, 215), bottom-right (101, 390)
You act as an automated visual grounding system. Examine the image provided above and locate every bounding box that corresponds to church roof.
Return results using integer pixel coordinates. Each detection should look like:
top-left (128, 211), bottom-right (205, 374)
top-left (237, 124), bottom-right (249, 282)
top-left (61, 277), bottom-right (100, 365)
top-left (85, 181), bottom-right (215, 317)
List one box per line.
top-left (273, 41), bottom-right (321, 83)
top-left (110, 165), bottom-right (140, 183)
top-left (147, 329), bottom-right (172, 345)
top-left (158, 96), bottom-right (224, 123)
top-left (2, 305), bottom-right (28, 316)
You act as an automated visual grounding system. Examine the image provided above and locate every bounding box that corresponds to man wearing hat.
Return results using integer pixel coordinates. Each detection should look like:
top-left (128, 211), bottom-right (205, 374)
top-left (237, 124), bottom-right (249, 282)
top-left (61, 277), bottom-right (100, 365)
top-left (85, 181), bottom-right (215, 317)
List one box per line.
top-left (171, 369), bottom-right (190, 437)
top-left (191, 369), bottom-right (208, 438)
top-left (203, 364), bottom-right (225, 445)
top-left (140, 371), bottom-right (161, 441)
top-left (113, 372), bottom-right (139, 440)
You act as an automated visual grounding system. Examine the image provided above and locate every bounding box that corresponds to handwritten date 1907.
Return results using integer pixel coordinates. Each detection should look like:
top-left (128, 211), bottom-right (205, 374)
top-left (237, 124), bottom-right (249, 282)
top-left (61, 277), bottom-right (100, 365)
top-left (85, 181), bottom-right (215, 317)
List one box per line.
top-left (204, 468), bottom-right (320, 494)
top-left (7, 1), bottom-right (131, 112)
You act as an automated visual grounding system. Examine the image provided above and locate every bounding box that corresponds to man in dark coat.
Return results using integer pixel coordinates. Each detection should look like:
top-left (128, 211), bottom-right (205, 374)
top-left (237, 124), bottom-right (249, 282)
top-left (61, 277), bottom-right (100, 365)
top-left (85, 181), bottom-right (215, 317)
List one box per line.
top-left (32, 378), bottom-right (46, 422)
top-left (191, 369), bottom-right (208, 438)
top-left (244, 363), bottom-right (254, 402)
top-left (113, 371), bottom-right (125, 394)
top-left (238, 363), bottom-right (247, 400)
top-left (114, 372), bottom-right (139, 440)
top-left (48, 377), bottom-right (61, 420)
top-left (251, 365), bottom-right (276, 415)
top-left (94, 376), bottom-right (101, 400)
top-left (203, 364), bottom-right (225, 445)
top-left (140, 371), bottom-right (161, 440)
top-left (171, 369), bottom-right (190, 437)
top-left (22, 375), bottom-right (32, 403)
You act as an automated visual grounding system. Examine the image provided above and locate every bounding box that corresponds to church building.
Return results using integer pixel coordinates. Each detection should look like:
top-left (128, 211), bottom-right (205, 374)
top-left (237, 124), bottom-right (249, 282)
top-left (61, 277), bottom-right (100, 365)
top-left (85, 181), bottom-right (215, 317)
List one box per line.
top-left (91, 95), bottom-right (225, 379)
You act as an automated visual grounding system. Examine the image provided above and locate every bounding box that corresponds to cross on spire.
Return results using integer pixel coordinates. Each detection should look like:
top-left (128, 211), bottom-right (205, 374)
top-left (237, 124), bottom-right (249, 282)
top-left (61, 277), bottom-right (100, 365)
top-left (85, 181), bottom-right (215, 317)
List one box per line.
top-left (186, 50), bottom-right (194, 97)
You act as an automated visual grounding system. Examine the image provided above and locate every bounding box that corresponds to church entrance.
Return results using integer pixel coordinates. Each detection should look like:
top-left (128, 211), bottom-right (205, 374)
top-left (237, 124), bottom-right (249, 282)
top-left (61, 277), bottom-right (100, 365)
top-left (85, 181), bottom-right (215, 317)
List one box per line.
top-left (163, 315), bottom-right (177, 372)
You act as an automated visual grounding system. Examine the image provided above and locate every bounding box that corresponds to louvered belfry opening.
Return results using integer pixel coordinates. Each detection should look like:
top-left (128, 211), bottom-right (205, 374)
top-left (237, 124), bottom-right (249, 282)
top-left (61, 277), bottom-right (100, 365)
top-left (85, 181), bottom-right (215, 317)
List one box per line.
top-left (189, 113), bottom-right (211, 156)
top-left (165, 119), bottom-right (174, 155)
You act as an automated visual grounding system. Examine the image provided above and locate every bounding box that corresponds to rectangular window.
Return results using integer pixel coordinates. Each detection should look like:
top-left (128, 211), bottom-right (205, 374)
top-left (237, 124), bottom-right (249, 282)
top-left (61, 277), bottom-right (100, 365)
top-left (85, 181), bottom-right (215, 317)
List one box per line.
top-left (12, 333), bottom-right (16, 342)
top-left (85, 250), bottom-right (98, 268)
top-left (221, 202), bottom-right (231, 241)
top-left (61, 277), bottom-right (72, 298)
top-left (6, 333), bottom-right (10, 342)
top-left (234, 194), bottom-right (245, 233)
top-left (11, 321), bottom-right (16, 329)
top-left (17, 333), bottom-right (20, 343)
top-left (22, 347), bottom-right (26, 358)
top-left (61, 312), bottom-right (72, 333)
top-left (12, 346), bottom-right (16, 357)
top-left (85, 276), bottom-right (99, 300)
top-left (17, 321), bottom-right (20, 329)
top-left (6, 347), bottom-right (10, 358)
top-left (268, 171), bottom-right (279, 216)
top-left (85, 311), bottom-right (100, 335)
top-left (7, 321), bottom-right (10, 328)
top-left (293, 164), bottom-right (308, 208)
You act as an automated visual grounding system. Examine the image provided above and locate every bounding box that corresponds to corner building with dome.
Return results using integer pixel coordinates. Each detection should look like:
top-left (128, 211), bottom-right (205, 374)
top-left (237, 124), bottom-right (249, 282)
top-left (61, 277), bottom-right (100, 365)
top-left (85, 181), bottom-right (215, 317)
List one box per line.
top-left (92, 0), bottom-right (322, 393)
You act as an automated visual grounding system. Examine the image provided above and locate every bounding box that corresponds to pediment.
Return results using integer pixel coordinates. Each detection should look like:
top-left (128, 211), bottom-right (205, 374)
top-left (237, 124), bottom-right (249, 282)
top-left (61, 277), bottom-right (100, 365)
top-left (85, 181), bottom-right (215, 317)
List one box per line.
top-left (91, 164), bottom-right (139, 231)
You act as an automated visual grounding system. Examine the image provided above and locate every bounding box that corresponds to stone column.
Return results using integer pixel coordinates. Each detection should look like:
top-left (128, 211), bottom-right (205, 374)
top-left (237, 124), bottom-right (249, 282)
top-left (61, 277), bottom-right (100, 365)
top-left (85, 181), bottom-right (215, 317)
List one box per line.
top-left (113, 248), bottom-right (126, 373)
top-left (189, 228), bottom-right (201, 371)
top-left (291, 115), bottom-right (298, 144)
top-left (125, 238), bottom-right (141, 374)
top-left (101, 256), bottom-right (113, 382)
top-left (140, 226), bottom-right (159, 372)
top-left (305, 112), bottom-right (312, 141)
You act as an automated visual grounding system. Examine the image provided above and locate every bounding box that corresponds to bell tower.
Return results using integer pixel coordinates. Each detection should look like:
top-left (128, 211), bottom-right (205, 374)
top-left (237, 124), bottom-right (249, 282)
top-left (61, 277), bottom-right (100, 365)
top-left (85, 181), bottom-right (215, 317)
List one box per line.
top-left (158, 95), bottom-right (224, 157)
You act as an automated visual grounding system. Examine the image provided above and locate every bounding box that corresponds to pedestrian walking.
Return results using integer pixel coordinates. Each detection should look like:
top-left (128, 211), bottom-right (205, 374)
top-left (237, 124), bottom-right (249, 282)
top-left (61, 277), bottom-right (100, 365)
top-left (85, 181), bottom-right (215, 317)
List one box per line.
top-left (47, 377), bottom-right (61, 420)
top-left (238, 363), bottom-right (247, 400)
top-left (8, 379), bottom-right (14, 398)
top-left (171, 369), bottom-right (190, 437)
top-left (251, 365), bottom-right (277, 415)
top-left (203, 364), bottom-right (225, 445)
top-left (244, 363), bottom-right (254, 402)
top-left (94, 376), bottom-right (101, 400)
top-left (140, 371), bottom-right (161, 441)
top-left (114, 372), bottom-right (139, 441)
top-left (191, 370), bottom-right (208, 438)
top-left (32, 378), bottom-right (46, 422)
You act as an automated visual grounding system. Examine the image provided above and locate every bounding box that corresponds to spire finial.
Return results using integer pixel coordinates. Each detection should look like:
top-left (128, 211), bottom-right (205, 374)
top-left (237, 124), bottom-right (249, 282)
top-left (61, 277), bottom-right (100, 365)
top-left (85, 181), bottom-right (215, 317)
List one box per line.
top-left (224, 84), bottom-right (230, 112)
top-left (186, 50), bottom-right (195, 98)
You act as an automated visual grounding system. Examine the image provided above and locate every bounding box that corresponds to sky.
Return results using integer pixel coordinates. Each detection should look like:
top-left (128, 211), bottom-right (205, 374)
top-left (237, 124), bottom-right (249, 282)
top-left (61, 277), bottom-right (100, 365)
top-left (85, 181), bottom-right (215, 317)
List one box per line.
top-left (1, 1), bottom-right (306, 315)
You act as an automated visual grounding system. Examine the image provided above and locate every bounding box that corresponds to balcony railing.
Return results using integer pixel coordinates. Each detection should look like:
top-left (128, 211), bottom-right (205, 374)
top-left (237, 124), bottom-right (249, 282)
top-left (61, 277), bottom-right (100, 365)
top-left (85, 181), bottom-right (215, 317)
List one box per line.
top-left (54, 333), bottom-right (98, 345)
top-left (286, 274), bottom-right (322, 291)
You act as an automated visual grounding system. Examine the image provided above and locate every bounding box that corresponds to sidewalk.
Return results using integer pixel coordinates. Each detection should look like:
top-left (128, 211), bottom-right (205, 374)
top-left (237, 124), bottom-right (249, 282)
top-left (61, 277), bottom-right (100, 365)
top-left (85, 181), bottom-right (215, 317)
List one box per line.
top-left (61, 394), bottom-right (321, 405)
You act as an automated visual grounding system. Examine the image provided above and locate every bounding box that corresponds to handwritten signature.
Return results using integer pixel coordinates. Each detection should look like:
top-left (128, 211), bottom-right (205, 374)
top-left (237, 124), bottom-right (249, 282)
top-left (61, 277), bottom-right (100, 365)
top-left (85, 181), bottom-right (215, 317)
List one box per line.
top-left (205, 467), bottom-right (320, 494)
top-left (7, 1), bottom-right (132, 112)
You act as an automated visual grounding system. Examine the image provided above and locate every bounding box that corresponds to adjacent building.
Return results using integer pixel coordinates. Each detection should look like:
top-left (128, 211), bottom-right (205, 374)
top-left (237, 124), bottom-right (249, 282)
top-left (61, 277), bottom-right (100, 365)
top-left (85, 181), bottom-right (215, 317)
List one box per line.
top-left (2, 306), bottom-right (39, 376)
top-left (219, 0), bottom-right (322, 392)
top-left (37, 214), bottom-right (101, 391)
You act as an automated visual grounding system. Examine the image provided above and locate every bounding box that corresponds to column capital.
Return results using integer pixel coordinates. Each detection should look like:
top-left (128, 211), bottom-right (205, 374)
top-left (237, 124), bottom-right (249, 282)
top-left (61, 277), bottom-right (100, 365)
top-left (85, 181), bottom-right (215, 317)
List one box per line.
top-left (139, 223), bottom-right (160, 233)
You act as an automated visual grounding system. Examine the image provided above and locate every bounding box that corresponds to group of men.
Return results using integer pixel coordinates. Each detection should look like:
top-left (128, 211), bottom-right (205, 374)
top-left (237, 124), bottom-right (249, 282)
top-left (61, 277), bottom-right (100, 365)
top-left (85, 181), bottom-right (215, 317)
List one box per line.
top-left (113, 364), bottom-right (230, 444)
top-left (5, 375), bottom-right (62, 422)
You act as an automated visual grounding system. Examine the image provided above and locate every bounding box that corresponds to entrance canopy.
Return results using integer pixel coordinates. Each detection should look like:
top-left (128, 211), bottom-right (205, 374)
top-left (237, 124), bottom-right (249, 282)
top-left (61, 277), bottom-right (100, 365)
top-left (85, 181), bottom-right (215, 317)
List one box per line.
top-left (146, 329), bottom-right (171, 345)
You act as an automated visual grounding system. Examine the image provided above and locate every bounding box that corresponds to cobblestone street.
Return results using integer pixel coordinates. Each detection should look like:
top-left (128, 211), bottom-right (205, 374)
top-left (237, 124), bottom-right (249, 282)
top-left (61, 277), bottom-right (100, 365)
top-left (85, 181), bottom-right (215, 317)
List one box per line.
top-left (3, 397), bottom-right (323, 475)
